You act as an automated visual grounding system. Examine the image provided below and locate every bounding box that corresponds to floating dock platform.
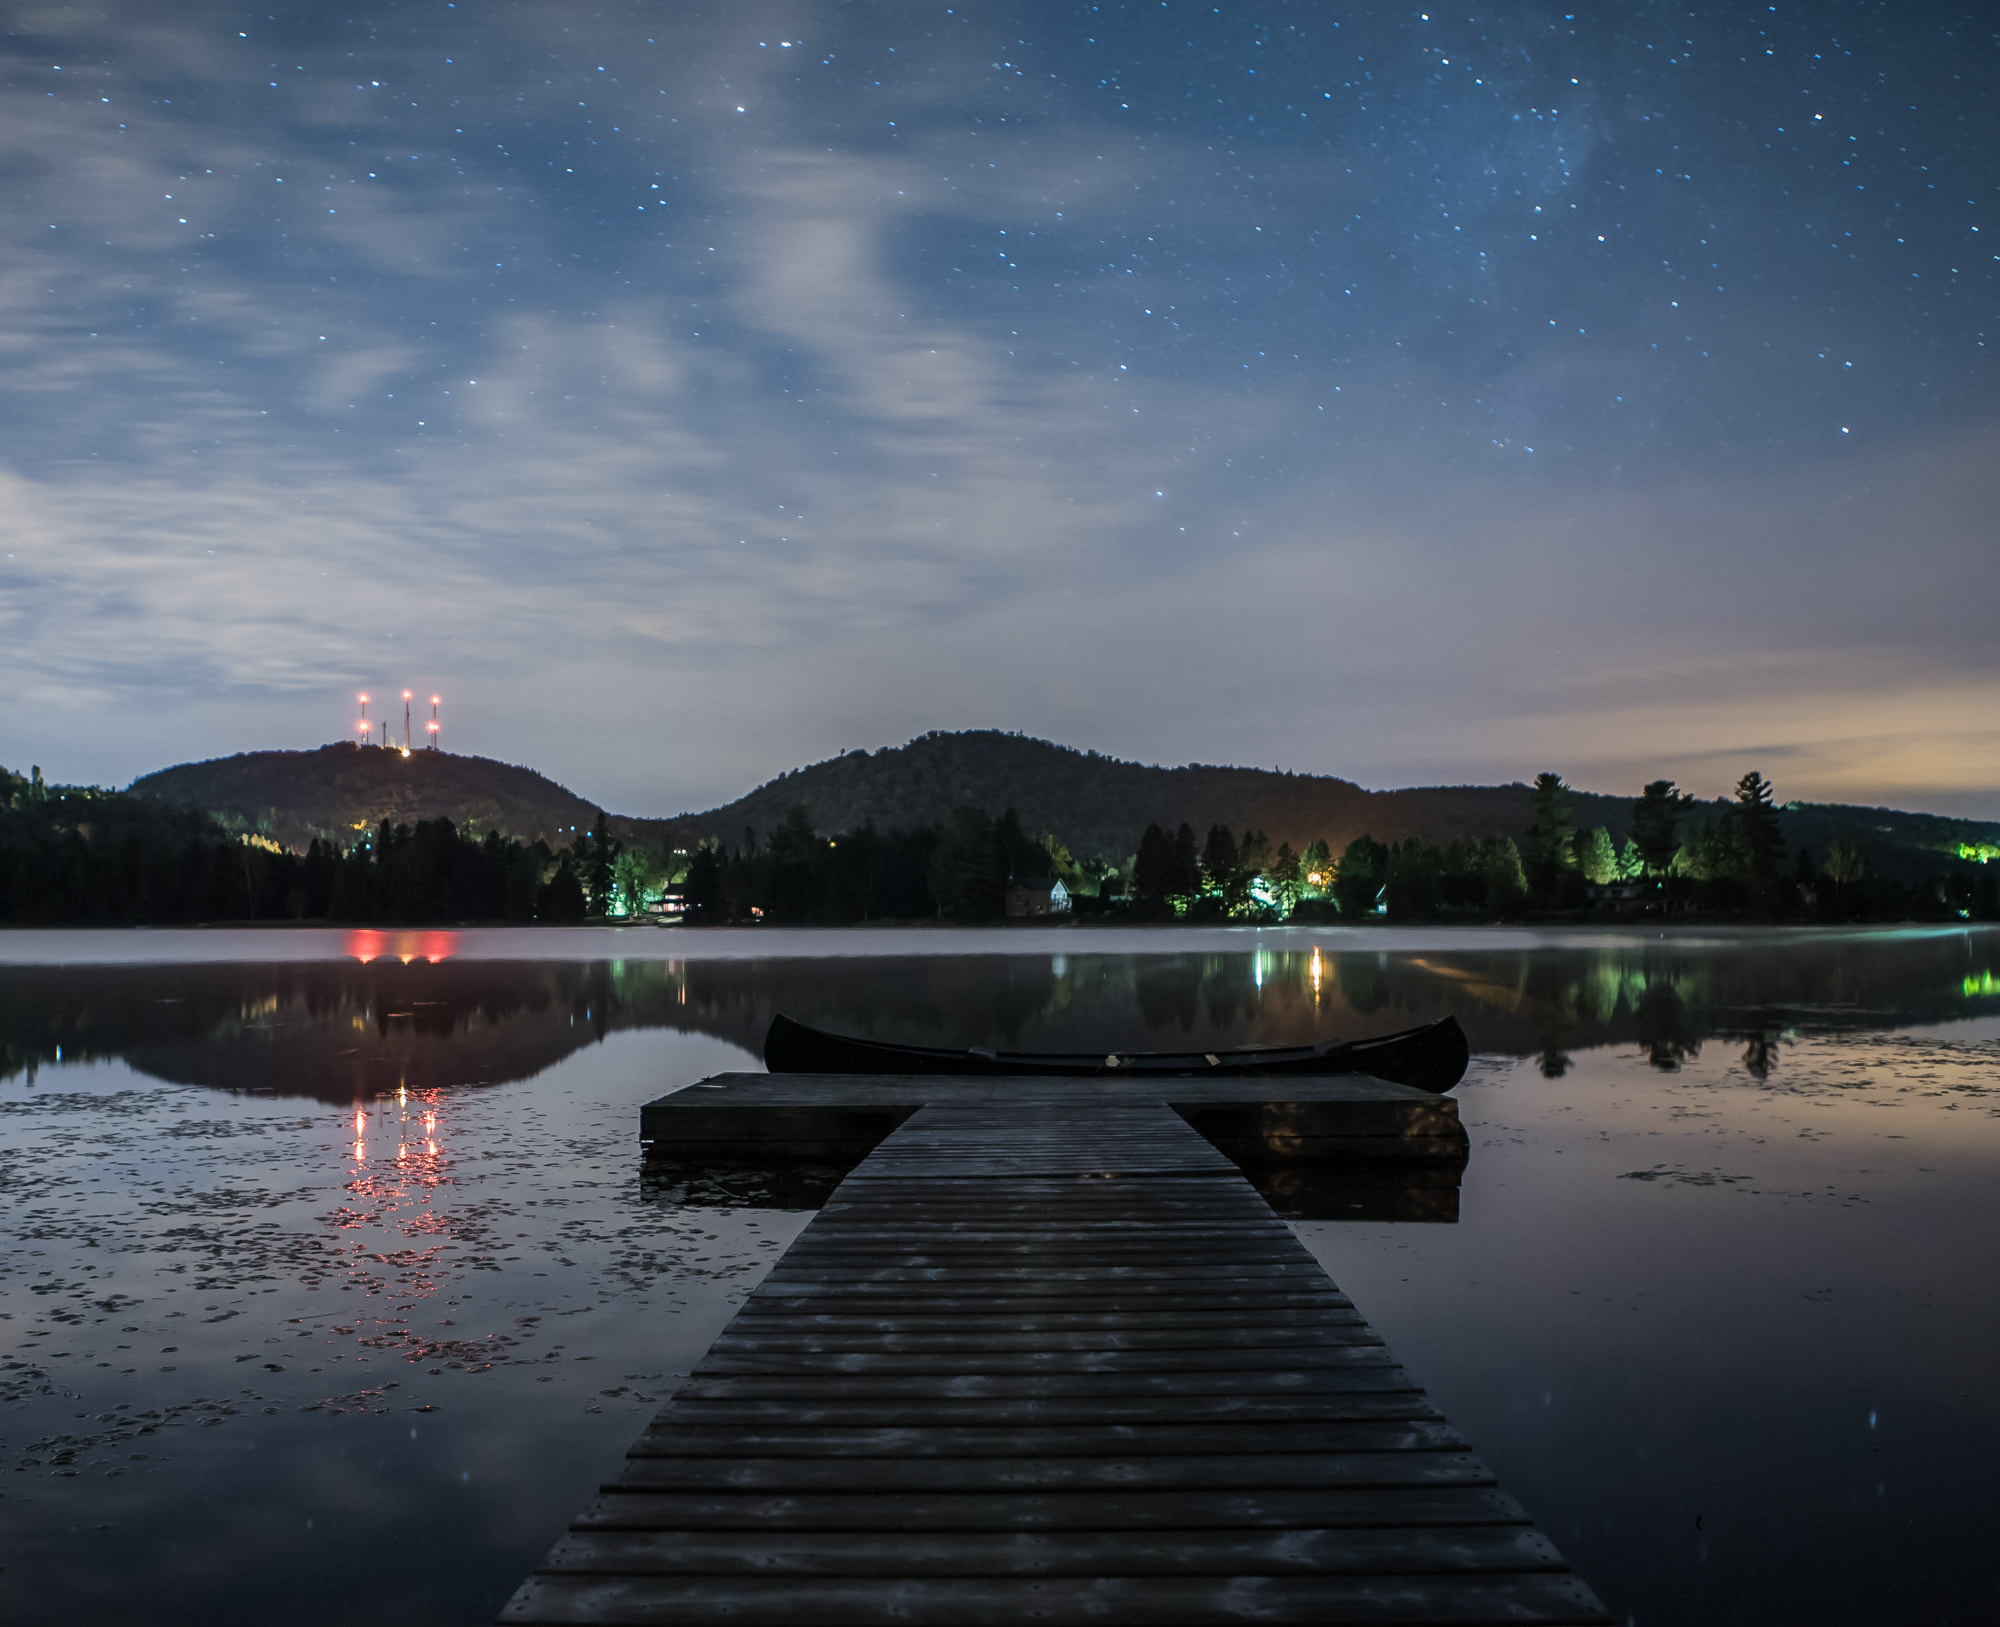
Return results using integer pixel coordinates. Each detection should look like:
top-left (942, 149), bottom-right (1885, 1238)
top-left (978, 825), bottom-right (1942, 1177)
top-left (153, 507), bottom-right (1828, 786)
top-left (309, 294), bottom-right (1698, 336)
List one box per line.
top-left (639, 1070), bottom-right (1471, 1167)
top-left (502, 1090), bottom-right (1606, 1625)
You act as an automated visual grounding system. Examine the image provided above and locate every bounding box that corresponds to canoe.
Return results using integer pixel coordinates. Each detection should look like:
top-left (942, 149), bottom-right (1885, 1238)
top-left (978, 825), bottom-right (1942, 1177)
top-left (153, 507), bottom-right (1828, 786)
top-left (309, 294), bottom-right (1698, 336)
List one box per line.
top-left (762, 1012), bottom-right (1469, 1094)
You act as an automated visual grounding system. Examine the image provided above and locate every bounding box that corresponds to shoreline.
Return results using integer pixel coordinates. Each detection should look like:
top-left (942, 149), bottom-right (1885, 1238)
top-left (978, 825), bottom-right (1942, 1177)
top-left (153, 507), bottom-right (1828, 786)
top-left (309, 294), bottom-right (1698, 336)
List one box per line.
top-left (0, 919), bottom-right (1986, 966)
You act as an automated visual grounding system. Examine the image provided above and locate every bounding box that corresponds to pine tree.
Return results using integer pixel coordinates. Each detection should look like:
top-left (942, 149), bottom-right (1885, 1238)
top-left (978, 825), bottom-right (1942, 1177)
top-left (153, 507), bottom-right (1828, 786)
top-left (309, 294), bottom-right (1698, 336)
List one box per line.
top-left (1631, 780), bottom-right (1692, 878)
top-left (1131, 823), bottom-right (1174, 915)
top-left (1730, 772), bottom-right (1785, 880)
top-left (1524, 772), bottom-right (1574, 897)
top-left (1200, 824), bottom-right (1240, 903)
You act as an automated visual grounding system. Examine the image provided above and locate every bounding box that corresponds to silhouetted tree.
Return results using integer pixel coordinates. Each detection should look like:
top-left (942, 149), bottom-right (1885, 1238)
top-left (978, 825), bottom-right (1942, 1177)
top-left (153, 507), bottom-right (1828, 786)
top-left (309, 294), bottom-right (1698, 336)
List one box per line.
top-left (1168, 823), bottom-right (1201, 905)
top-left (1333, 835), bottom-right (1388, 916)
top-left (1730, 772), bottom-right (1785, 881)
top-left (577, 809), bottom-right (620, 914)
top-left (541, 852), bottom-right (587, 922)
top-left (1631, 780), bottom-right (1692, 878)
top-left (930, 807), bottom-right (1002, 922)
top-left (1200, 824), bottom-right (1241, 911)
top-left (1131, 823), bottom-right (1176, 917)
top-left (1524, 772), bottom-right (1575, 900)
top-left (682, 843), bottom-right (725, 925)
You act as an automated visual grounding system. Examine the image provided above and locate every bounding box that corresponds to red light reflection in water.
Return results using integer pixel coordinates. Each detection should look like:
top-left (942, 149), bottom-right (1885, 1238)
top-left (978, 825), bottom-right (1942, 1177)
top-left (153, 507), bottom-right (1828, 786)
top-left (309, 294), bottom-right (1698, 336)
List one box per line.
top-left (312, 1092), bottom-right (547, 1383)
top-left (345, 929), bottom-right (460, 964)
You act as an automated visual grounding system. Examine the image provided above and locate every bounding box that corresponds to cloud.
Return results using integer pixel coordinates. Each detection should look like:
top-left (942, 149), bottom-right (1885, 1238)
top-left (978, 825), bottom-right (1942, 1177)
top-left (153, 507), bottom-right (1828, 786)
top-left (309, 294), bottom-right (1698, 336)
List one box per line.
top-left (0, 5), bottom-right (1993, 821)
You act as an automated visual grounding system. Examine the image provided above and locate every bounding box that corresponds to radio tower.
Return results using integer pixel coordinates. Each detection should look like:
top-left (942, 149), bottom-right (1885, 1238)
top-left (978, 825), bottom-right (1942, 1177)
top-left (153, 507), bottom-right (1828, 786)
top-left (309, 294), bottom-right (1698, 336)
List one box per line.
top-left (402, 691), bottom-right (412, 751)
top-left (357, 693), bottom-right (371, 746)
top-left (428, 695), bottom-right (441, 751)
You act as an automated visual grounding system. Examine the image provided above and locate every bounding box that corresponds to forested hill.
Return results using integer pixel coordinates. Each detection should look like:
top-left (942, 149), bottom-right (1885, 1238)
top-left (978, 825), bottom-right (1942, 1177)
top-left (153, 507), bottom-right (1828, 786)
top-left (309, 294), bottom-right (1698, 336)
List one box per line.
top-left (123, 732), bottom-right (1998, 883)
top-left (131, 744), bottom-right (602, 852)
top-left (681, 731), bottom-right (1638, 861)
top-left (681, 732), bottom-right (1998, 880)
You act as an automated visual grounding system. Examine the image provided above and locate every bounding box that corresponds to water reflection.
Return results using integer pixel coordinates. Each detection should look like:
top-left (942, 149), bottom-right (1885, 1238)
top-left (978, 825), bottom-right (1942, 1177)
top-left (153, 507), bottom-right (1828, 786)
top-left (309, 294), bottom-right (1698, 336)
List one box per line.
top-left (2, 934), bottom-right (1997, 1626)
top-left (347, 929), bottom-right (461, 965)
top-left (3, 929), bottom-right (1997, 1100)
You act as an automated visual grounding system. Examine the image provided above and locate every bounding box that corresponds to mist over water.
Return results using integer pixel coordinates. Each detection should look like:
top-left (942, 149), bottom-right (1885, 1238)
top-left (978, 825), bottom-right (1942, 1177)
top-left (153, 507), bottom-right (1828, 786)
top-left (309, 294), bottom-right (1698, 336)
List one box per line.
top-left (3, 927), bottom-right (1997, 1624)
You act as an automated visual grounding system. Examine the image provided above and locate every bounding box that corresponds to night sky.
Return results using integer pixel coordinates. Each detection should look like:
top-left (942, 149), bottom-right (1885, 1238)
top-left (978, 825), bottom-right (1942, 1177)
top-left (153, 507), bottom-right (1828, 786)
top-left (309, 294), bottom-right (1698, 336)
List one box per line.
top-left (3, 3), bottom-right (1995, 817)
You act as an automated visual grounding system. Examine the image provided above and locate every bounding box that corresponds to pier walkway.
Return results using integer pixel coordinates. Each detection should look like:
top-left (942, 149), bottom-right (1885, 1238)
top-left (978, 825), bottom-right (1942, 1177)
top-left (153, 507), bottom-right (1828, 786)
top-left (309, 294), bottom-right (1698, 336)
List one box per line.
top-left (502, 1093), bottom-right (1606, 1624)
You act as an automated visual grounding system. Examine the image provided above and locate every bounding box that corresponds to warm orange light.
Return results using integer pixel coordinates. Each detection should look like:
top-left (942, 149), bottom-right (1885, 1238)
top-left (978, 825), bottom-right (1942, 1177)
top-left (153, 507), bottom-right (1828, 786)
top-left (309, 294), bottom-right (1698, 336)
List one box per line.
top-left (354, 1109), bottom-right (365, 1135)
top-left (430, 695), bottom-right (440, 705)
top-left (428, 721), bottom-right (439, 733)
top-left (347, 929), bottom-right (385, 963)
top-left (358, 692), bottom-right (369, 704)
top-left (402, 690), bottom-right (412, 700)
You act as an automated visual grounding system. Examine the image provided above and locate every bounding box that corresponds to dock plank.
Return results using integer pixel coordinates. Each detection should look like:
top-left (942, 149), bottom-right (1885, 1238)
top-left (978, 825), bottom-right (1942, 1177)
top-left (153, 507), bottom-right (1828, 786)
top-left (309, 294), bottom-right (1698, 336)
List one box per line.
top-left (505, 1572), bottom-right (1610, 1625)
top-left (501, 1093), bottom-right (1606, 1626)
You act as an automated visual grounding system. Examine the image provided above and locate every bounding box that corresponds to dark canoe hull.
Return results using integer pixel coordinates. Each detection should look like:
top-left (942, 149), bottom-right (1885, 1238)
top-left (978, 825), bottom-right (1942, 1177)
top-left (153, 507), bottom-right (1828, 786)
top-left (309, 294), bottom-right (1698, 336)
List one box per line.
top-left (763, 1012), bottom-right (1469, 1094)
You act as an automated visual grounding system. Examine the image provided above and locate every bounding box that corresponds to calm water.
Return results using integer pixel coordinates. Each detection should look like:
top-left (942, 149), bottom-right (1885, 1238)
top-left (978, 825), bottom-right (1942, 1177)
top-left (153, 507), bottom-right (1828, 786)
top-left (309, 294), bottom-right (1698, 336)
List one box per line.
top-left (2, 925), bottom-right (1997, 1625)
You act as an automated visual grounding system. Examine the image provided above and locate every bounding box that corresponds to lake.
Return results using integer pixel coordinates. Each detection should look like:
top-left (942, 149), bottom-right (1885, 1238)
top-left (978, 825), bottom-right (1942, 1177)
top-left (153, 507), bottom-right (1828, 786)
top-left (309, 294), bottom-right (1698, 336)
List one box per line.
top-left (3, 924), bottom-right (1997, 1625)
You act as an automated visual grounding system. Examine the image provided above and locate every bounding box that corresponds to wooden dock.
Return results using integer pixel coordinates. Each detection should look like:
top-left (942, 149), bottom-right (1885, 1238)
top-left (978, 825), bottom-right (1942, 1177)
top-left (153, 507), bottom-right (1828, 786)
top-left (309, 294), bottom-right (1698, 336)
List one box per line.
top-left (502, 1095), bottom-right (1607, 1625)
top-left (640, 1071), bottom-right (1471, 1167)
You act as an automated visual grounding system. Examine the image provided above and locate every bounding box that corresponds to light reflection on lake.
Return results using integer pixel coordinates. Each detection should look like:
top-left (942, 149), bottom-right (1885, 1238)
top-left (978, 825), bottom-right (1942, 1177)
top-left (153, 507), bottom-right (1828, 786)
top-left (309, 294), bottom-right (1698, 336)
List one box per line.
top-left (1, 925), bottom-right (1997, 1625)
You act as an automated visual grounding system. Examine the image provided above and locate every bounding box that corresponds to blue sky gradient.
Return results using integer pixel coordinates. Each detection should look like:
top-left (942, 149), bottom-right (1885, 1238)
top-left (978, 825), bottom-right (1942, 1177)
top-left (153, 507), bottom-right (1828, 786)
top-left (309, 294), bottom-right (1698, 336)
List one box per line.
top-left (2, 2), bottom-right (1995, 815)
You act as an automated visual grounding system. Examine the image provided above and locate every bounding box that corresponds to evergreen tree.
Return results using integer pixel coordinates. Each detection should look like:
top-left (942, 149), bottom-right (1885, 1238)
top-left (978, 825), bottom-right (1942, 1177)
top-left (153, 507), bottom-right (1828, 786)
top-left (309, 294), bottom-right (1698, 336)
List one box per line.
top-left (1131, 822), bottom-right (1174, 916)
top-left (1730, 771), bottom-right (1785, 880)
top-left (1616, 836), bottom-right (1645, 881)
top-left (1576, 826), bottom-right (1619, 885)
top-left (577, 809), bottom-right (620, 914)
top-left (1199, 823), bottom-right (1241, 904)
top-left (1267, 841), bottom-right (1301, 915)
top-left (930, 807), bottom-right (1002, 922)
top-left (1332, 835), bottom-right (1389, 916)
top-left (1482, 836), bottom-right (1529, 914)
top-left (682, 843), bottom-right (725, 925)
top-left (1299, 839), bottom-right (1333, 896)
top-left (1523, 772), bottom-right (1575, 897)
top-left (1167, 823), bottom-right (1201, 906)
top-left (542, 852), bottom-right (587, 922)
top-left (1631, 780), bottom-right (1691, 878)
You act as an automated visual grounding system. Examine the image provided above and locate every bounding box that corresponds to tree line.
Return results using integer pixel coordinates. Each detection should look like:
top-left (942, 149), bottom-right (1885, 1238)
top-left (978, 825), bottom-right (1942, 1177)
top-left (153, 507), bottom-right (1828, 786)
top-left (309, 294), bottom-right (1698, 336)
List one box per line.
top-left (6, 760), bottom-right (1995, 926)
top-left (1, 765), bottom-right (627, 926)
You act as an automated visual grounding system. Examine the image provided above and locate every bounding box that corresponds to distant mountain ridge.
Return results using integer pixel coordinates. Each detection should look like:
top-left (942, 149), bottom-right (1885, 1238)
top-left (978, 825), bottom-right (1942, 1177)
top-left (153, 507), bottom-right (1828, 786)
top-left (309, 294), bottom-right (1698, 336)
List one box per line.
top-left (128, 731), bottom-right (1998, 882)
top-left (679, 733), bottom-right (1999, 881)
top-left (131, 743), bottom-right (602, 853)
top-left (683, 732), bottom-right (1603, 859)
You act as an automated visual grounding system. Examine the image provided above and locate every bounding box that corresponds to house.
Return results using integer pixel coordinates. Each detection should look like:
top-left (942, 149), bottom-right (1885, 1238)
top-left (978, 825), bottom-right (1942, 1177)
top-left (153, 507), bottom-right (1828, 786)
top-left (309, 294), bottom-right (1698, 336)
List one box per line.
top-left (1005, 878), bottom-right (1072, 918)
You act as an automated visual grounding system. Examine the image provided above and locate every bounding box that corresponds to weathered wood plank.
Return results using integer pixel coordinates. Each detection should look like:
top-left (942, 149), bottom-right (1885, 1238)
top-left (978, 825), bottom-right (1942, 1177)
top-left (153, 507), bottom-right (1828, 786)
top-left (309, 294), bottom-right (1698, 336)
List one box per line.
top-left (757, 1262), bottom-right (1335, 1283)
top-left (726, 1305), bottom-right (1366, 1333)
top-left (501, 1095), bottom-right (1603, 1627)
top-left (538, 1523), bottom-right (1564, 1576)
top-left (503, 1572), bottom-right (1610, 1625)
top-left (575, 1486), bottom-right (1529, 1531)
top-left (693, 1342), bottom-right (1390, 1377)
top-left (620, 1418), bottom-right (1475, 1460)
top-left (674, 1363), bottom-right (1412, 1400)
top-left (604, 1449), bottom-right (1498, 1493)
top-left (704, 1325), bottom-right (1380, 1357)
top-left (650, 1393), bottom-right (1440, 1428)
